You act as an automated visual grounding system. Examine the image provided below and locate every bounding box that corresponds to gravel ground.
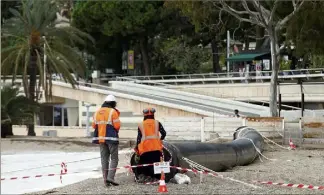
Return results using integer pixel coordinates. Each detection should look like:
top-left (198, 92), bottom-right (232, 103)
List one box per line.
top-left (27, 144), bottom-right (324, 195)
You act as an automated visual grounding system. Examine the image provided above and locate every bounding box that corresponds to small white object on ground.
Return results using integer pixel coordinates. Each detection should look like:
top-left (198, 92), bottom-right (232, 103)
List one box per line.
top-left (174, 173), bottom-right (191, 184)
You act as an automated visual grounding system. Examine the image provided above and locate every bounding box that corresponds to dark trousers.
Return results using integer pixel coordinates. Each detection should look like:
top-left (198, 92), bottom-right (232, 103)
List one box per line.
top-left (139, 150), bottom-right (162, 179)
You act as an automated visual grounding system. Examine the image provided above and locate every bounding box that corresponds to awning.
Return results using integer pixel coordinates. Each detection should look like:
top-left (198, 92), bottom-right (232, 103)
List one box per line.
top-left (226, 52), bottom-right (269, 62)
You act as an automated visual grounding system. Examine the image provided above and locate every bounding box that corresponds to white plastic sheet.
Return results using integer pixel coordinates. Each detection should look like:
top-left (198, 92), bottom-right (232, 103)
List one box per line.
top-left (173, 173), bottom-right (191, 184)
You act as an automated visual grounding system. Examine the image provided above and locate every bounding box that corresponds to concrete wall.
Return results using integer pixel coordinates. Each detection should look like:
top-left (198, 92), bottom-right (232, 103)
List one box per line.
top-left (62, 98), bottom-right (79, 126)
top-left (13, 116), bottom-right (286, 141)
top-left (302, 117), bottom-right (324, 139)
top-left (169, 83), bottom-right (324, 102)
top-left (77, 101), bottom-right (143, 127)
top-left (281, 109), bottom-right (324, 121)
top-left (12, 125), bottom-right (137, 139)
top-left (110, 81), bottom-right (270, 116)
top-left (51, 82), bottom-right (202, 118)
top-left (160, 116), bottom-right (285, 141)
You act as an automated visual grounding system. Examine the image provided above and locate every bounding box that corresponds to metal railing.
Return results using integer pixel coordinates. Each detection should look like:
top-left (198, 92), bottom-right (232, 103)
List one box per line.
top-left (1, 76), bottom-right (306, 111)
top-left (114, 68), bottom-right (324, 85)
top-left (2, 71), bottom-right (322, 112)
top-left (113, 76), bottom-right (304, 111)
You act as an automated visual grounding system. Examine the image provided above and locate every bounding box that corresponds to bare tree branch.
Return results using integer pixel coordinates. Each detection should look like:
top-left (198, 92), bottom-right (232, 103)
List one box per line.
top-left (276, 0), bottom-right (305, 31)
top-left (217, 1), bottom-right (250, 15)
top-left (248, 34), bottom-right (269, 40)
top-left (251, 0), bottom-right (270, 25)
top-left (216, 1), bottom-right (261, 26)
top-left (269, 0), bottom-right (279, 23)
top-left (241, 0), bottom-right (259, 17)
top-left (292, 0), bottom-right (297, 9)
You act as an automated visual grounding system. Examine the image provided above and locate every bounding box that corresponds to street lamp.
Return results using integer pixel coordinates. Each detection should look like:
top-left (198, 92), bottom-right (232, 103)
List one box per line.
top-left (43, 36), bottom-right (47, 100)
top-left (84, 103), bottom-right (92, 137)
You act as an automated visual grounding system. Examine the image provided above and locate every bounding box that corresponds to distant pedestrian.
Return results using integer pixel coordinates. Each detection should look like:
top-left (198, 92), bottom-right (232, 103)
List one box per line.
top-left (234, 109), bottom-right (240, 118)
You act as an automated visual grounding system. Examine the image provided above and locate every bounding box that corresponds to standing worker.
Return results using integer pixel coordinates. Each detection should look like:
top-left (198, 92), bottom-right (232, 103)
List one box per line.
top-left (134, 108), bottom-right (166, 183)
top-left (92, 95), bottom-right (121, 187)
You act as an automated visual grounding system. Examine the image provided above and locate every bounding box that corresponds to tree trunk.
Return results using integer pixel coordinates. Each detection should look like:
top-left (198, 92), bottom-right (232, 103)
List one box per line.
top-left (211, 38), bottom-right (221, 73)
top-left (244, 39), bottom-right (250, 51)
top-left (139, 36), bottom-right (150, 75)
top-left (268, 27), bottom-right (280, 117)
top-left (1, 123), bottom-right (13, 138)
top-left (255, 26), bottom-right (265, 49)
top-left (27, 53), bottom-right (37, 136)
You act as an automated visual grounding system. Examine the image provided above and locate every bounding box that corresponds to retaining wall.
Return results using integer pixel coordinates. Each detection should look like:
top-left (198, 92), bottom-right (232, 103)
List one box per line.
top-left (12, 116), bottom-right (286, 141)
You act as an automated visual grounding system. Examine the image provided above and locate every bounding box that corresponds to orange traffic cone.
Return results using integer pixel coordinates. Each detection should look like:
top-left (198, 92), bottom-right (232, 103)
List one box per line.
top-left (289, 138), bottom-right (296, 150)
top-left (158, 171), bottom-right (168, 193)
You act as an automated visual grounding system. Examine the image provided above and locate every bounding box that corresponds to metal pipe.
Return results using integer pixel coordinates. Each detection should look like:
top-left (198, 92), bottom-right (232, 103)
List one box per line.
top-left (130, 126), bottom-right (264, 182)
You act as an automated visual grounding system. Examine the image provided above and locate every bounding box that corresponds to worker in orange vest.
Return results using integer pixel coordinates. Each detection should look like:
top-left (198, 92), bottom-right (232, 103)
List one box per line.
top-left (92, 94), bottom-right (121, 187)
top-left (134, 108), bottom-right (166, 183)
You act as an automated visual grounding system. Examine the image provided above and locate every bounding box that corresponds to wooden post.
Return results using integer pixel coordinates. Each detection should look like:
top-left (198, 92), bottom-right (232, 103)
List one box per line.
top-left (278, 94), bottom-right (282, 117)
top-left (299, 118), bottom-right (303, 145)
top-left (242, 117), bottom-right (247, 126)
top-left (301, 93), bottom-right (305, 117)
top-left (282, 118), bottom-right (285, 144)
top-left (200, 117), bottom-right (205, 142)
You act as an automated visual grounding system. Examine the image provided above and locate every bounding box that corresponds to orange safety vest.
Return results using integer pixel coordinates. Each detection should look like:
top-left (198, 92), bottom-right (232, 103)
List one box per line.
top-left (92, 107), bottom-right (120, 144)
top-left (138, 119), bottom-right (163, 155)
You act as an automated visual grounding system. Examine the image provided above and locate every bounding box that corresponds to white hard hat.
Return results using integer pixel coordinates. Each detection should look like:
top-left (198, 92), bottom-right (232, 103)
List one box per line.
top-left (104, 95), bottom-right (116, 102)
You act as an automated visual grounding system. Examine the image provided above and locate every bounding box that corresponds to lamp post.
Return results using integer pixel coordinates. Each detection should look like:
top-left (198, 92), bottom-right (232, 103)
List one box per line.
top-left (226, 30), bottom-right (230, 77)
top-left (43, 36), bottom-right (47, 100)
top-left (84, 103), bottom-right (91, 137)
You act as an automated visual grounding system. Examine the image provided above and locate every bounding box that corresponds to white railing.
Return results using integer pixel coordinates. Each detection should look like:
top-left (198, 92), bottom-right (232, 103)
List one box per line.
top-left (114, 68), bottom-right (324, 84)
top-left (2, 74), bottom-right (320, 113)
top-left (2, 68), bottom-right (324, 84)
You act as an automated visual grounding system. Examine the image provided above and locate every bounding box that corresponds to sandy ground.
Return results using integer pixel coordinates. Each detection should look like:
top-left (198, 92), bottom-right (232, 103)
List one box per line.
top-left (1, 136), bottom-right (134, 154)
top-left (2, 138), bottom-right (324, 194)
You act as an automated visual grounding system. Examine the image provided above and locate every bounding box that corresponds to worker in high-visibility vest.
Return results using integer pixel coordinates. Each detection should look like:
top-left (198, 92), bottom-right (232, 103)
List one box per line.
top-left (92, 95), bottom-right (121, 187)
top-left (134, 108), bottom-right (166, 183)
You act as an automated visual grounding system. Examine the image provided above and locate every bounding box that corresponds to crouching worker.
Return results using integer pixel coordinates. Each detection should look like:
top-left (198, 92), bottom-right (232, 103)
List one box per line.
top-left (134, 108), bottom-right (166, 183)
top-left (92, 95), bottom-right (121, 187)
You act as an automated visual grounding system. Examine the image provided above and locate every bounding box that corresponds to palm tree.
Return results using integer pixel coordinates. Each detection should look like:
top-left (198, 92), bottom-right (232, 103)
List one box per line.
top-left (1, 86), bottom-right (40, 138)
top-left (1, 0), bottom-right (94, 136)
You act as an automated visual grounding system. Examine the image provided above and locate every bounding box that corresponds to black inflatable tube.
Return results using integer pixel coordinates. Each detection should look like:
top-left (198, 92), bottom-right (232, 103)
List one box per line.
top-left (131, 126), bottom-right (264, 182)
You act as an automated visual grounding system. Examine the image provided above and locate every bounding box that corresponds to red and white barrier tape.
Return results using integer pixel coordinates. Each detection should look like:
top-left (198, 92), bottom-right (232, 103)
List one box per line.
top-left (60, 162), bottom-right (67, 183)
top-left (1, 163), bottom-right (154, 181)
top-left (6, 163), bottom-right (321, 191)
top-left (256, 181), bottom-right (324, 190)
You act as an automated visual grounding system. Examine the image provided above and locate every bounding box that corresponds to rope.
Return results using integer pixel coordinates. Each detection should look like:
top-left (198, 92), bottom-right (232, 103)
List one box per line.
top-left (181, 157), bottom-right (260, 189)
top-left (238, 137), bottom-right (277, 161)
top-left (260, 134), bottom-right (290, 150)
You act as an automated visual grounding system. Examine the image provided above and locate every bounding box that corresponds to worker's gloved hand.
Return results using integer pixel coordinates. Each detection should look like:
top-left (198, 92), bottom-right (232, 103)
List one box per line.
top-left (134, 147), bottom-right (139, 155)
top-left (134, 154), bottom-right (140, 163)
top-left (134, 147), bottom-right (140, 163)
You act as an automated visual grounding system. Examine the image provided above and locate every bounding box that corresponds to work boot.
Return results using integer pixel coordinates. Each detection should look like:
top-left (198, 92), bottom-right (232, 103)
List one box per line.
top-left (106, 179), bottom-right (119, 186)
top-left (104, 180), bottom-right (111, 187)
top-left (137, 174), bottom-right (146, 183)
top-left (144, 176), bottom-right (153, 183)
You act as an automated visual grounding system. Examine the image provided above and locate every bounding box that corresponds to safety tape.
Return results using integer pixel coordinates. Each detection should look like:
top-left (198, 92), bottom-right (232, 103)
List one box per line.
top-left (144, 181), bottom-right (160, 185)
top-left (7, 163), bottom-right (320, 191)
top-left (255, 181), bottom-right (324, 190)
top-left (0, 163), bottom-right (245, 184)
top-left (60, 162), bottom-right (67, 183)
top-left (1, 163), bottom-right (155, 181)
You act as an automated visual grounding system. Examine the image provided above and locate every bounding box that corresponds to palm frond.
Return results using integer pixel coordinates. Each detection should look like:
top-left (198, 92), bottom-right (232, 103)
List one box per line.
top-left (1, 86), bottom-right (39, 125)
top-left (1, 0), bottom-right (94, 100)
